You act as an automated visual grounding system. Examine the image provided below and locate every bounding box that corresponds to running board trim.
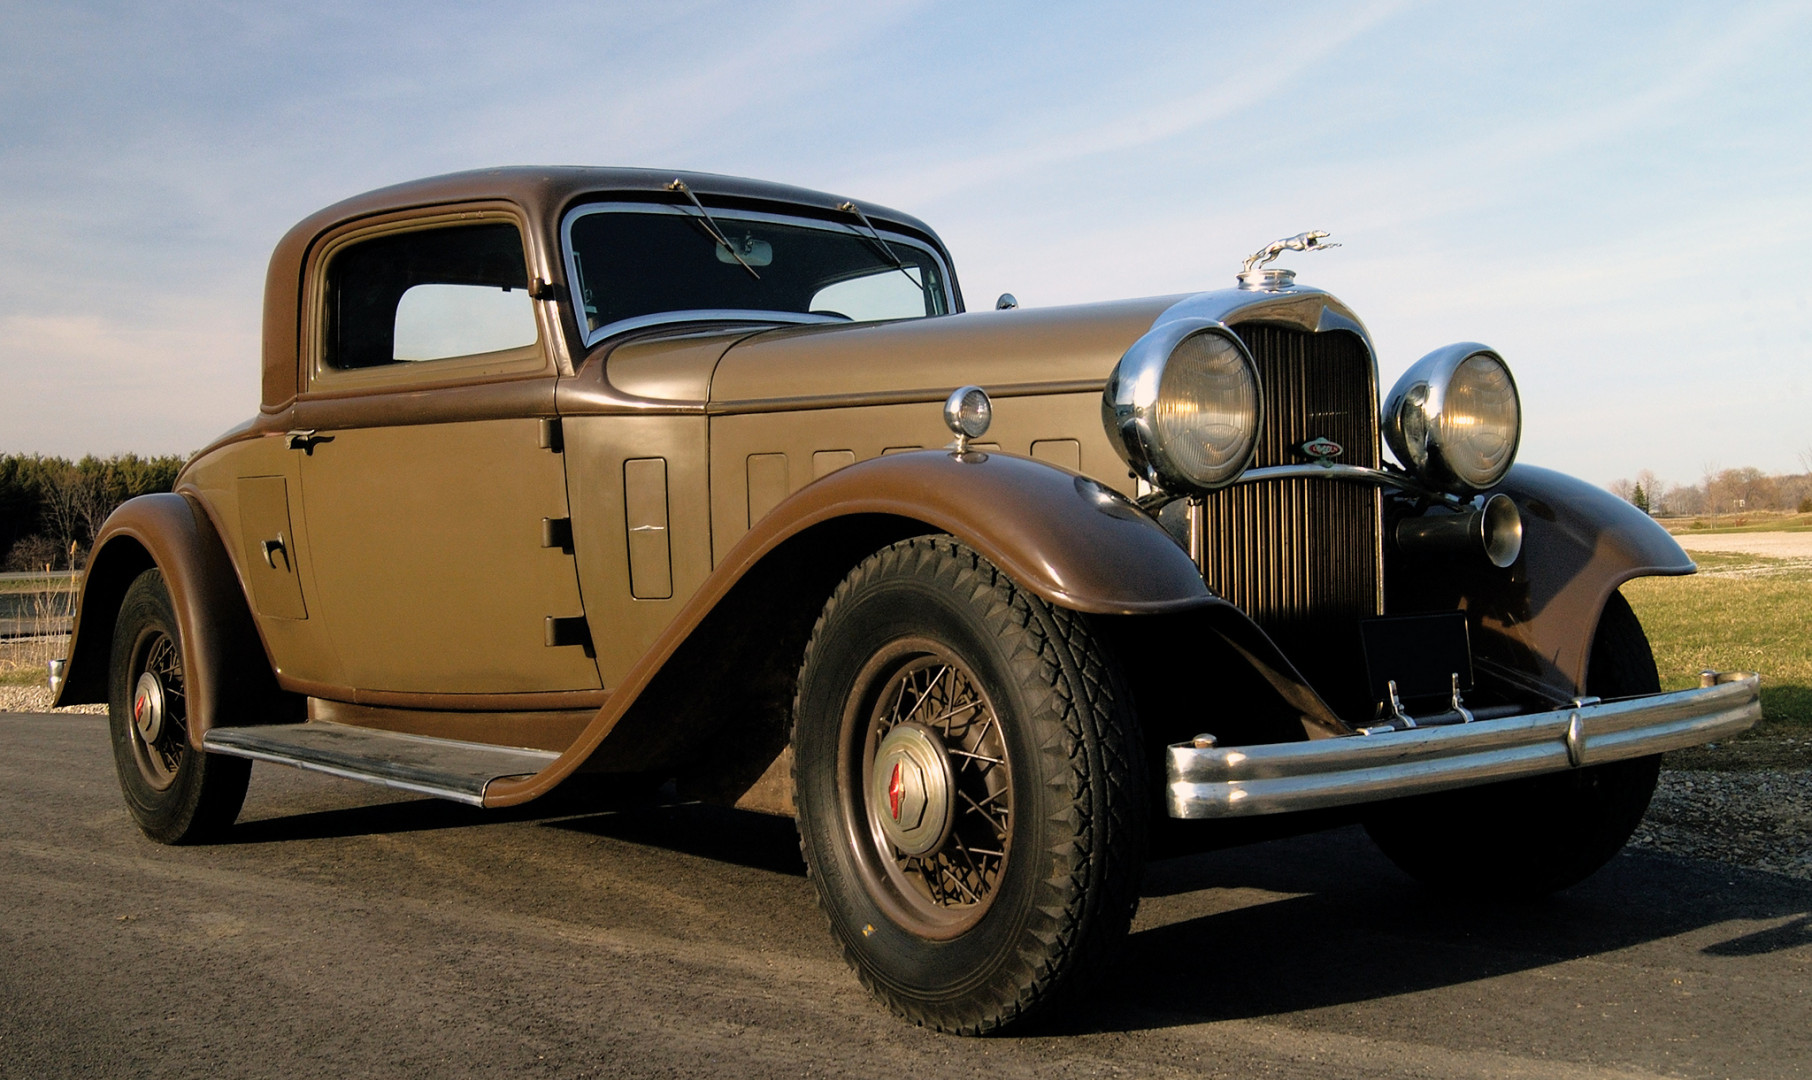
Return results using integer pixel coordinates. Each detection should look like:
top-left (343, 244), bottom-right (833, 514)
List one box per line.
top-left (202, 722), bottom-right (560, 806)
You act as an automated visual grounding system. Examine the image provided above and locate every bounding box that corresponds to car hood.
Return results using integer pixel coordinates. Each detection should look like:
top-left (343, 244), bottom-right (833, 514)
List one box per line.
top-left (706, 296), bottom-right (1184, 409)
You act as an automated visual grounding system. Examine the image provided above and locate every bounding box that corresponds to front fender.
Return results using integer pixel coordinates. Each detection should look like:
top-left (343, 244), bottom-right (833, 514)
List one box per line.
top-left (1469, 464), bottom-right (1692, 698)
top-left (740, 450), bottom-right (1214, 615)
top-left (484, 450), bottom-right (1215, 807)
top-left (53, 493), bottom-right (292, 742)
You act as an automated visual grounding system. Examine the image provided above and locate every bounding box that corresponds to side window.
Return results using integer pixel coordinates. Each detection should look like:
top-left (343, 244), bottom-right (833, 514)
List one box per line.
top-left (809, 265), bottom-right (937, 322)
top-left (324, 222), bottom-right (537, 370)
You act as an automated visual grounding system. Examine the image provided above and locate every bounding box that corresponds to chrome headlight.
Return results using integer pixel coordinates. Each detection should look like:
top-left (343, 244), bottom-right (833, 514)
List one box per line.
top-left (1383, 343), bottom-right (1520, 493)
top-left (1102, 319), bottom-right (1263, 493)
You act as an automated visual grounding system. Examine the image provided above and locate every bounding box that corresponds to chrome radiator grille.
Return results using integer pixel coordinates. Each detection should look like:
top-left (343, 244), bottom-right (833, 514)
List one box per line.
top-left (1198, 325), bottom-right (1383, 639)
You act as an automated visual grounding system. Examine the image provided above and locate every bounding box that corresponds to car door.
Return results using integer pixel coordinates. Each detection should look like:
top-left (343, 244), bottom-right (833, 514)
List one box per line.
top-left (291, 211), bottom-right (601, 696)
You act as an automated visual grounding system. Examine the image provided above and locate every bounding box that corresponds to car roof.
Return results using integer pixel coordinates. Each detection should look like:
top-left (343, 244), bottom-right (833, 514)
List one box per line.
top-left (260, 167), bottom-right (948, 410)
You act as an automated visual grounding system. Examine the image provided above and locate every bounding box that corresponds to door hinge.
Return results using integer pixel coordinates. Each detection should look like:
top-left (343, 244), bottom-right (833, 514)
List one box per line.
top-left (544, 615), bottom-right (592, 653)
top-left (538, 417), bottom-right (563, 453)
top-left (541, 517), bottom-right (574, 553)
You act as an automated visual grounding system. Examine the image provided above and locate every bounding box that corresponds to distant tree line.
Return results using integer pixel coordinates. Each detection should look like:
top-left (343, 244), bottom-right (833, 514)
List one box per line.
top-left (1609, 459), bottom-right (1812, 518)
top-left (0, 454), bottom-right (184, 571)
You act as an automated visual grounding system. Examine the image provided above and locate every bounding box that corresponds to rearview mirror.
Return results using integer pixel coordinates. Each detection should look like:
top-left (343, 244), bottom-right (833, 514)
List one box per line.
top-left (716, 234), bottom-right (773, 267)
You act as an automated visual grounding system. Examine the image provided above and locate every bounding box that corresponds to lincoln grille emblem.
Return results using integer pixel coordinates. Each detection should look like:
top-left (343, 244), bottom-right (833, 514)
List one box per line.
top-left (1300, 437), bottom-right (1343, 462)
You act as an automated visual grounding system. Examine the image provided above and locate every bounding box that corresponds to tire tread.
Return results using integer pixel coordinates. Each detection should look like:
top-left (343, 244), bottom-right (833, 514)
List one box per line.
top-left (792, 536), bottom-right (1144, 1034)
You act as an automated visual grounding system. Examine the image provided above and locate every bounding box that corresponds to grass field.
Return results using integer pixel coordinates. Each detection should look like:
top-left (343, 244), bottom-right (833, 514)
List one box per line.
top-left (1662, 511), bottom-right (1812, 535)
top-left (0, 575), bottom-right (75, 688)
top-left (1622, 550), bottom-right (1811, 769)
top-left (0, 573), bottom-right (77, 594)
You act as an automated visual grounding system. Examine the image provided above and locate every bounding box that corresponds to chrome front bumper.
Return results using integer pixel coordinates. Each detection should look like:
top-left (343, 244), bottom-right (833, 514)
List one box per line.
top-left (1166, 671), bottom-right (1760, 819)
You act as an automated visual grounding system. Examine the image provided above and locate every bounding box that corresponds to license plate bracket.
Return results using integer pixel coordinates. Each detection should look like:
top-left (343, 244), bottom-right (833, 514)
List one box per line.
top-left (1360, 612), bottom-right (1472, 707)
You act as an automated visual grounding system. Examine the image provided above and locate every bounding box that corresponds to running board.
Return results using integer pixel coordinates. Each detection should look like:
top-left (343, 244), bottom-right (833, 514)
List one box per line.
top-left (202, 722), bottom-right (560, 807)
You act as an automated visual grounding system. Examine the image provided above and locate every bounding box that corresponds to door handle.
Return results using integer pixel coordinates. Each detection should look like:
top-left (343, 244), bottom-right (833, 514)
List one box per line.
top-left (286, 429), bottom-right (334, 454)
top-left (261, 534), bottom-right (287, 569)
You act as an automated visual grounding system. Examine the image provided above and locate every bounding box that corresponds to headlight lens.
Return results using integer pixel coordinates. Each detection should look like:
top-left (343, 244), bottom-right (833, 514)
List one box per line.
top-left (1154, 333), bottom-right (1260, 485)
top-left (1384, 344), bottom-right (1521, 493)
top-left (1102, 320), bottom-right (1263, 493)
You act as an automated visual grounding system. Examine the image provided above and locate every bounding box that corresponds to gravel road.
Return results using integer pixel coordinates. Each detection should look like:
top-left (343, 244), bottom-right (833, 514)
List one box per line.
top-left (1673, 532), bottom-right (1812, 559)
top-left (3, 710), bottom-right (1809, 1080)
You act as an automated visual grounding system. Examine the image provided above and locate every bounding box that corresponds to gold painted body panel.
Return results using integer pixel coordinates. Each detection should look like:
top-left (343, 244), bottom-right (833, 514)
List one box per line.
top-left (297, 418), bottom-right (600, 693)
top-left (744, 454), bottom-right (790, 529)
top-left (602, 329), bottom-right (754, 404)
top-left (707, 297), bottom-right (1176, 405)
top-left (562, 415), bottom-right (714, 688)
top-left (1030, 439), bottom-right (1082, 471)
top-left (812, 450), bottom-right (856, 478)
top-left (708, 393), bottom-right (1126, 561)
top-left (308, 698), bottom-right (594, 752)
top-left (180, 433), bottom-right (345, 686)
top-left (235, 476), bottom-right (308, 619)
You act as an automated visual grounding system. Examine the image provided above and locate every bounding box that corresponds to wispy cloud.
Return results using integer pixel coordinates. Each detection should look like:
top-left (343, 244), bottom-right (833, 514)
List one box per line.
top-left (0, 0), bottom-right (1806, 483)
top-left (852, 0), bottom-right (1417, 205)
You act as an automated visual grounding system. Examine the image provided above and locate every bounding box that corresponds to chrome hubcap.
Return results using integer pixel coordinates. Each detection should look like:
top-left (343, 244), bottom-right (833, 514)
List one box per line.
top-left (133, 671), bottom-right (165, 744)
top-left (849, 644), bottom-right (1013, 936)
top-left (870, 722), bottom-right (955, 856)
top-left (128, 631), bottom-right (185, 790)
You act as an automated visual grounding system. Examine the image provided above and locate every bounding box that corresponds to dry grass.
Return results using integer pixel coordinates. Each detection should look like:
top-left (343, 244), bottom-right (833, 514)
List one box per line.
top-left (1622, 550), bottom-right (1811, 770)
top-left (0, 574), bottom-right (75, 690)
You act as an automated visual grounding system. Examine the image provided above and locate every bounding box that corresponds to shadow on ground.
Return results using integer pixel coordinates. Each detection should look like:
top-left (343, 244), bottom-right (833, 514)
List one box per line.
top-left (230, 781), bottom-right (1812, 1037)
top-left (233, 779), bottom-right (809, 876)
top-left (1074, 825), bottom-right (1812, 1035)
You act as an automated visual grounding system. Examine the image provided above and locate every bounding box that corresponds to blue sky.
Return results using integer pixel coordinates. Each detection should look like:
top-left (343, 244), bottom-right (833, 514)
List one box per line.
top-left (2, 0), bottom-right (1808, 491)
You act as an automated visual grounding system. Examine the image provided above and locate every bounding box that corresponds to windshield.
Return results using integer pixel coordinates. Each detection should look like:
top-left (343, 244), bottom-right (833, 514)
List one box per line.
top-left (562, 204), bottom-right (952, 343)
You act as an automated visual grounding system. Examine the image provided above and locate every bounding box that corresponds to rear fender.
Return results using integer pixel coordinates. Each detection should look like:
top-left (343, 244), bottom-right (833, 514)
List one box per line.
top-left (53, 493), bottom-right (296, 741)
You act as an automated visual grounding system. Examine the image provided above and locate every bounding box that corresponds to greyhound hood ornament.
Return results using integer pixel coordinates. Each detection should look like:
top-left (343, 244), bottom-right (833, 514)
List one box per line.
top-left (1237, 231), bottom-right (1339, 289)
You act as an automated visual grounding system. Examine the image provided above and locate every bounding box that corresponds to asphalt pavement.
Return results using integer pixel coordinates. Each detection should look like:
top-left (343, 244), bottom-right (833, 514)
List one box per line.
top-left (2, 711), bottom-right (1808, 1079)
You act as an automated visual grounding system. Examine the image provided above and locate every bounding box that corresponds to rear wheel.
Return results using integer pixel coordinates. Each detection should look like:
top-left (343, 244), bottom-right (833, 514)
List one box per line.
top-left (108, 569), bottom-right (250, 844)
top-left (792, 537), bottom-right (1146, 1034)
top-left (1364, 591), bottom-right (1663, 896)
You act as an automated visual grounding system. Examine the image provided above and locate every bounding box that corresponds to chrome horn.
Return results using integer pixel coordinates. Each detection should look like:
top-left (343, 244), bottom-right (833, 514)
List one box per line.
top-left (1394, 493), bottom-right (1523, 569)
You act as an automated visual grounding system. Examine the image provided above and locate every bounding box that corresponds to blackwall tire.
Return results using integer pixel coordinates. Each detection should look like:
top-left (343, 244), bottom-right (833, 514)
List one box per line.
top-left (792, 536), bottom-right (1146, 1034)
top-left (108, 568), bottom-right (250, 845)
top-left (1364, 591), bottom-right (1663, 897)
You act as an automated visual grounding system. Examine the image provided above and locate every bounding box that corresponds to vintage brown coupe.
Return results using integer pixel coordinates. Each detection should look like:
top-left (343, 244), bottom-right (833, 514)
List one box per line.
top-left (51, 167), bottom-right (1759, 1033)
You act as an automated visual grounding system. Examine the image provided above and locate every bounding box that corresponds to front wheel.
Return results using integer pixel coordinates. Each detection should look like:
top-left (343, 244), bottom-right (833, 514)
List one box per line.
top-left (792, 537), bottom-right (1146, 1034)
top-left (108, 568), bottom-right (250, 844)
top-left (1364, 591), bottom-right (1663, 896)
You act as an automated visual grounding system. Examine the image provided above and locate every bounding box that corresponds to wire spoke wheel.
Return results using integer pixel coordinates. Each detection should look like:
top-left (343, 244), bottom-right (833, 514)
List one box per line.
top-left (847, 642), bottom-right (1013, 937)
top-left (128, 630), bottom-right (188, 790)
top-left (108, 568), bottom-right (250, 844)
top-left (793, 536), bottom-right (1146, 1034)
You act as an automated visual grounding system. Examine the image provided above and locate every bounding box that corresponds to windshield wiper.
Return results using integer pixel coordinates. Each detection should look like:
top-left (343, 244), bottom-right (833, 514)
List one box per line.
top-left (837, 200), bottom-right (904, 269)
top-left (837, 200), bottom-right (924, 291)
top-left (666, 179), bottom-right (760, 281)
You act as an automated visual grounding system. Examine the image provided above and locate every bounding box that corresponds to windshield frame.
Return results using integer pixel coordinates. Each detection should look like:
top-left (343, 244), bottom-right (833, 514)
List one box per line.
top-left (559, 201), bottom-right (958, 349)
